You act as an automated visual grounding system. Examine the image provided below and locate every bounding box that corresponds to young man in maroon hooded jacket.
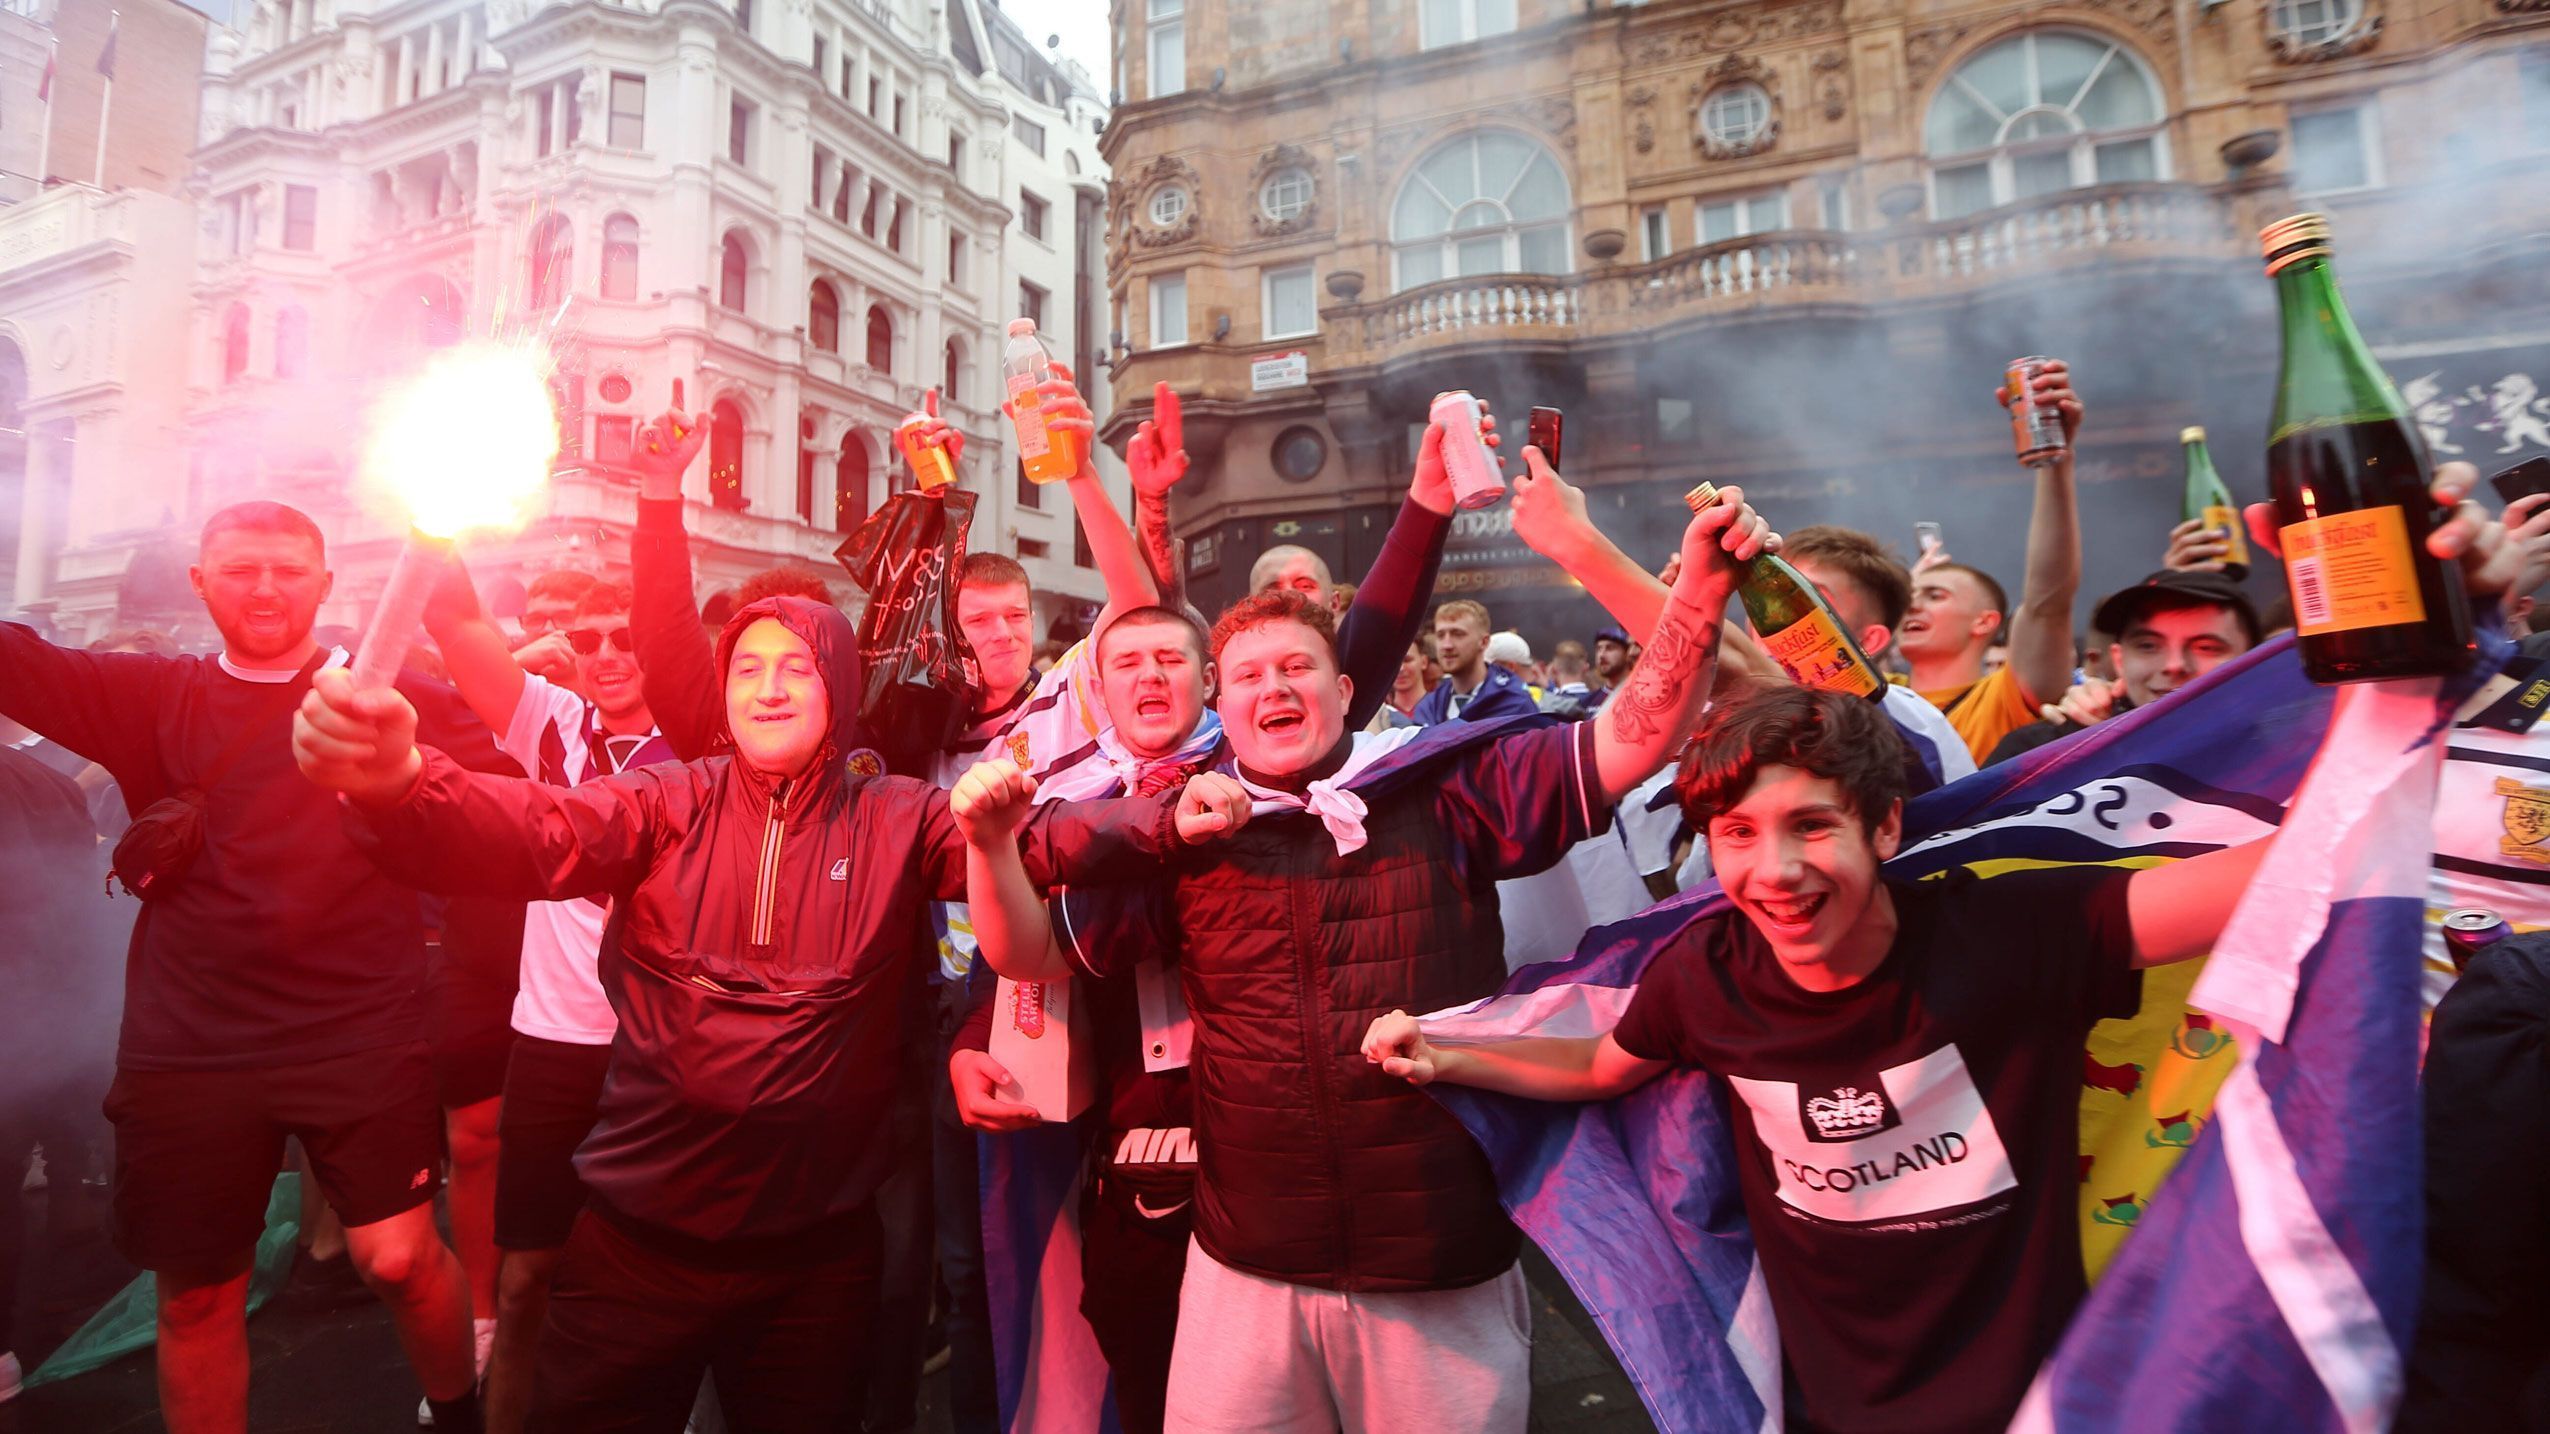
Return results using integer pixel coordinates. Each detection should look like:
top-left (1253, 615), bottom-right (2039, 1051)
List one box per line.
top-left (295, 596), bottom-right (1253, 1431)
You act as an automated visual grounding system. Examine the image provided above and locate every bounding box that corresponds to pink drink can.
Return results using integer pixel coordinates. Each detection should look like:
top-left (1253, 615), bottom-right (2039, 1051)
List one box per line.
top-left (1430, 391), bottom-right (1505, 510)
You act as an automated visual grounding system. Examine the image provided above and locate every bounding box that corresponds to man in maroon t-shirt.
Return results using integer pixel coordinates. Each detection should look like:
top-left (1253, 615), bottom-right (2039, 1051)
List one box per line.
top-left (0, 502), bottom-right (485, 1432)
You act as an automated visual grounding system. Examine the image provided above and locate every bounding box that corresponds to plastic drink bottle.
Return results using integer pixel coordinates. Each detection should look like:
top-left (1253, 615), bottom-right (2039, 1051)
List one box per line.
top-left (1004, 318), bottom-right (1076, 484)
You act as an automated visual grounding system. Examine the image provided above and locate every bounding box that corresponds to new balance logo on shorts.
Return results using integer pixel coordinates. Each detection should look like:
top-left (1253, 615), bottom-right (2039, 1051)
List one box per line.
top-left (410, 1169), bottom-right (431, 1190)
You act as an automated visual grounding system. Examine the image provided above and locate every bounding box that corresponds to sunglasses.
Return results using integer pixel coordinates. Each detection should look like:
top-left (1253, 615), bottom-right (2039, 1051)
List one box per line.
top-left (566, 627), bottom-right (638, 655)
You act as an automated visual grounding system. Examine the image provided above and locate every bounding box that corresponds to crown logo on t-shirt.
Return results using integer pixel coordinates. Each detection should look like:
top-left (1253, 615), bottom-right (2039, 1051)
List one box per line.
top-left (1804, 1086), bottom-right (1891, 1138)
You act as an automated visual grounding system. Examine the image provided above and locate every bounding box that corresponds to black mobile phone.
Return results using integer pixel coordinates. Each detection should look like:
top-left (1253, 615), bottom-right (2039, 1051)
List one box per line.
top-left (2491, 456), bottom-right (2550, 507)
top-left (1527, 406), bottom-right (1563, 471)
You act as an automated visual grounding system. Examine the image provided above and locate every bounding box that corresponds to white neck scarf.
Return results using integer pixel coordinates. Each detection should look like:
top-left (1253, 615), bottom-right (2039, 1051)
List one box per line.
top-left (1229, 726), bottom-right (1424, 855)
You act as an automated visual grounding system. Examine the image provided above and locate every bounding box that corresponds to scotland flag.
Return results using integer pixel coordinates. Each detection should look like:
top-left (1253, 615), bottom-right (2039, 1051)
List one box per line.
top-left (1423, 634), bottom-right (2466, 1433)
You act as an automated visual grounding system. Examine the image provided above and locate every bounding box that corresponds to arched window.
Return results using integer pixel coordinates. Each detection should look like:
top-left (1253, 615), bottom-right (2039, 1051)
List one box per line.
top-left (864, 305), bottom-right (892, 373)
top-left (1388, 132), bottom-right (1572, 292)
top-left (709, 399), bottom-right (746, 510)
top-left (719, 231), bottom-right (750, 312)
top-left (808, 279), bottom-right (841, 352)
top-left (796, 413), bottom-right (819, 521)
top-left (274, 306), bottom-right (310, 379)
top-left (836, 432), bottom-right (870, 532)
top-left (942, 338), bottom-right (963, 406)
top-left (600, 213), bottom-right (639, 301)
top-left (1923, 29), bottom-right (2168, 221)
top-left (222, 304), bottom-right (252, 384)
top-left (526, 214), bottom-right (573, 311)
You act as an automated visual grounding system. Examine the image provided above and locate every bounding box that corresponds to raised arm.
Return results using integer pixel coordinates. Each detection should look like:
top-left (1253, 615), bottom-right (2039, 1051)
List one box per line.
top-left (1508, 448), bottom-right (1789, 694)
top-left (1361, 1010), bottom-right (1666, 1103)
top-left (1591, 491), bottom-right (1762, 801)
top-left (1336, 470), bottom-right (1453, 730)
top-left (1025, 364), bottom-right (1160, 628)
top-left (421, 553), bottom-right (529, 735)
top-left (1127, 382), bottom-right (1191, 611)
top-left (1999, 363), bottom-right (2084, 708)
top-left (626, 410), bottom-right (727, 760)
top-left (296, 669), bottom-right (671, 901)
top-left (0, 621), bottom-right (166, 786)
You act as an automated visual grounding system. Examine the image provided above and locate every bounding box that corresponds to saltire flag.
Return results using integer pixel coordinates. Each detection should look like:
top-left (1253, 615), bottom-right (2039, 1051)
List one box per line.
top-left (94, 13), bottom-right (116, 80)
top-left (1420, 631), bottom-right (2479, 1433)
top-left (2011, 673), bottom-right (2454, 1432)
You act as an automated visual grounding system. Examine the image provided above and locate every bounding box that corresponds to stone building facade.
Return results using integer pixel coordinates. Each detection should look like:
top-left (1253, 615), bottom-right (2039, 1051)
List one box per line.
top-left (1100, 0), bottom-right (2550, 641)
top-left (7, 0), bottom-right (1121, 648)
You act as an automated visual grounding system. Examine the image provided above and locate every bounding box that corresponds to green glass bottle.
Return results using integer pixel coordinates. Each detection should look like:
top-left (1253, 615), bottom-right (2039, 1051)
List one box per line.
top-left (1685, 483), bottom-right (1885, 700)
top-left (2261, 213), bottom-right (2472, 683)
top-left (2178, 427), bottom-right (2250, 583)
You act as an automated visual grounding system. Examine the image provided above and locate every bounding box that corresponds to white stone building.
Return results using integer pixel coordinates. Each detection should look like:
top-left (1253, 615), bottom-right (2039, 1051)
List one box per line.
top-left (20, 0), bottom-right (1122, 645)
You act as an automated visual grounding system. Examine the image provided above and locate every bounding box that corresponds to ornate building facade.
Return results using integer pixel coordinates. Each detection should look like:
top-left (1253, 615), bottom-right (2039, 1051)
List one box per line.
top-left (1099, 0), bottom-right (2550, 638)
top-left (7, 0), bottom-right (1120, 647)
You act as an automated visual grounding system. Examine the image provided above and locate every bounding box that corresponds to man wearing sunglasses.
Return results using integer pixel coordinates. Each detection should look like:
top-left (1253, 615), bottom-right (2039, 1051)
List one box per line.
top-left (420, 571), bottom-right (677, 1434)
top-left (510, 570), bottom-right (598, 698)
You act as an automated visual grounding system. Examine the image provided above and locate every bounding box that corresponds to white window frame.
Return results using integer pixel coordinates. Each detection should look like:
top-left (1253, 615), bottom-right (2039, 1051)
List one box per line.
top-left (1259, 167), bottom-right (1313, 223)
top-left (1262, 263), bottom-right (1317, 340)
top-left (2268, 0), bottom-right (2365, 50)
top-left (1638, 204), bottom-right (1671, 261)
top-left (2289, 101), bottom-right (2382, 196)
top-left (1387, 132), bottom-right (1574, 293)
top-left (1148, 272), bottom-right (1188, 349)
top-left (1420, 0), bottom-right (1519, 50)
top-left (1921, 30), bottom-right (2172, 221)
top-left (1149, 186), bottom-right (1189, 229)
top-left (1021, 189), bottom-right (1051, 242)
top-left (1147, 0), bottom-right (1185, 97)
top-left (1697, 190), bottom-right (1788, 245)
top-left (1698, 84), bottom-right (1773, 149)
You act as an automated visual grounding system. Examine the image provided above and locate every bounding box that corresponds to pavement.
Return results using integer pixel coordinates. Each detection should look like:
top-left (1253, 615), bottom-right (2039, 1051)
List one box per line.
top-left (5, 1174), bottom-right (1654, 1433)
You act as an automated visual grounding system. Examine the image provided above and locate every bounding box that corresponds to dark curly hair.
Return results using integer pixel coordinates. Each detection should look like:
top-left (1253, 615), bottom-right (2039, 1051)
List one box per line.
top-left (1207, 588), bottom-right (1336, 663)
top-left (1675, 687), bottom-right (1909, 835)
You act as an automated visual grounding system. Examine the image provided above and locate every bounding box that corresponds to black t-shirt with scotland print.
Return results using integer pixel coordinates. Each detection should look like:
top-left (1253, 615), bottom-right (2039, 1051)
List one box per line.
top-left (1613, 864), bottom-right (2142, 1434)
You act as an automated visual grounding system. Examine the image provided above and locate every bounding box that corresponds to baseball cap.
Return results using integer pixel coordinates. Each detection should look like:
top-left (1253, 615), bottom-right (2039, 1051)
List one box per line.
top-left (2091, 569), bottom-right (2263, 647)
top-left (1485, 631), bottom-right (1533, 666)
top-left (1594, 624), bottom-right (1630, 646)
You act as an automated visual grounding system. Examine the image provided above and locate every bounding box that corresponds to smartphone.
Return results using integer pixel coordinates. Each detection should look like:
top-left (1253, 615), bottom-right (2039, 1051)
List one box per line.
top-left (1527, 406), bottom-right (1563, 471)
top-left (2491, 457), bottom-right (2550, 507)
top-left (1914, 520), bottom-right (1944, 555)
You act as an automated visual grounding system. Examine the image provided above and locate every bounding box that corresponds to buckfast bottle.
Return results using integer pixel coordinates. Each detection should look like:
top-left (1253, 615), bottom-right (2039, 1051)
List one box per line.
top-left (1003, 318), bottom-right (1076, 484)
top-left (2261, 213), bottom-right (2472, 683)
top-left (1686, 483), bottom-right (1885, 700)
top-left (2178, 427), bottom-right (2250, 582)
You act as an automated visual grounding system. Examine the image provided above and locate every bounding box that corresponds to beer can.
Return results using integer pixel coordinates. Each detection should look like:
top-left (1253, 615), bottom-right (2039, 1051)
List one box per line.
top-left (1429, 391), bottom-right (1506, 510)
top-left (2006, 355), bottom-right (2068, 469)
top-left (2441, 907), bottom-right (2509, 972)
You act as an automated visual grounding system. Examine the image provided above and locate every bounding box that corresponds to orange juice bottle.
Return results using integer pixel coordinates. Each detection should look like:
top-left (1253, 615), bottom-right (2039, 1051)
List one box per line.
top-left (1003, 318), bottom-right (1076, 484)
top-left (895, 408), bottom-right (956, 490)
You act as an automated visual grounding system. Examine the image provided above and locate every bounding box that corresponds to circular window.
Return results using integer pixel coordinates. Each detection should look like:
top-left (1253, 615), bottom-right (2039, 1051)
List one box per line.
top-left (597, 372), bottom-right (634, 404)
top-left (1272, 426), bottom-right (1327, 483)
top-left (1700, 84), bottom-right (1774, 149)
top-left (1259, 167), bottom-right (1313, 223)
top-left (2268, 0), bottom-right (2362, 47)
top-left (1149, 186), bottom-right (1190, 228)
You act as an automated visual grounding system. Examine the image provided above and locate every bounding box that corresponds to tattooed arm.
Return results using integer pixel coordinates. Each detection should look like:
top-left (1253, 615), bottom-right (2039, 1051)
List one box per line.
top-left (1128, 383), bottom-right (1190, 611)
top-left (1590, 488), bottom-right (1766, 802)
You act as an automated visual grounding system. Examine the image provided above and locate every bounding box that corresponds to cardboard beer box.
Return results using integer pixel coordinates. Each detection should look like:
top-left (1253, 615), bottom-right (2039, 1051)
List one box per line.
top-left (988, 975), bottom-right (1095, 1122)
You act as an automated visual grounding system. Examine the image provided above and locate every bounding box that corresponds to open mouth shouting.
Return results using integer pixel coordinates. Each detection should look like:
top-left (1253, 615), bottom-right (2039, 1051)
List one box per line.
top-left (1748, 892), bottom-right (1829, 940)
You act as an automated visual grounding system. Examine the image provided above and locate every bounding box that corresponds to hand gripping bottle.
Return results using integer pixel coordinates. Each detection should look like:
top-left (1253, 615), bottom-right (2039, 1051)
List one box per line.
top-left (1004, 318), bottom-right (1077, 484)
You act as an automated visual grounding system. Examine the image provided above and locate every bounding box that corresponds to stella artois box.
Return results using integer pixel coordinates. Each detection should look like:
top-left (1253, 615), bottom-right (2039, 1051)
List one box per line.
top-left (988, 975), bottom-right (1095, 1122)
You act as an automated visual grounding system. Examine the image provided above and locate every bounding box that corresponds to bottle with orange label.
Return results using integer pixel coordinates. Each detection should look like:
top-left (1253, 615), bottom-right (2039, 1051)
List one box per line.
top-left (894, 406), bottom-right (956, 490)
top-left (2261, 213), bottom-right (2472, 683)
top-left (2178, 427), bottom-right (2249, 583)
top-left (1003, 317), bottom-right (1078, 484)
top-left (1686, 482), bottom-right (1885, 701)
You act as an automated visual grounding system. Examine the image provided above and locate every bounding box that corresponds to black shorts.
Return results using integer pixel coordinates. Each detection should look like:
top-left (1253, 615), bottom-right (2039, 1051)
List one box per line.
top-left (104, 1043), bottom-right (442, 1274)
top-left (495, 1036), bottom-right (613, 1251)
